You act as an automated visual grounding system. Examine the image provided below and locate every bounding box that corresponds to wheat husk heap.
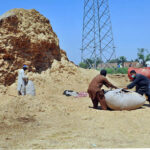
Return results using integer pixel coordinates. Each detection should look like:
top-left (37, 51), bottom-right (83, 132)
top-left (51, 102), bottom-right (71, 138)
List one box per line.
top-left (0, 8), bottom-right (150, 149)
top-left (0, 8), bottom-right (61, 85)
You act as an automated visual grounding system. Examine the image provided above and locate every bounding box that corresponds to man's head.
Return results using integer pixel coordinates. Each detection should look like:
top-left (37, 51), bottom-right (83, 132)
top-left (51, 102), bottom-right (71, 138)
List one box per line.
top-left (100, 69), bottom-right (107, 77)
top-left (130, 70), bottom-right (136, 78)
top-left (23, 65), bottom-right (28, 71)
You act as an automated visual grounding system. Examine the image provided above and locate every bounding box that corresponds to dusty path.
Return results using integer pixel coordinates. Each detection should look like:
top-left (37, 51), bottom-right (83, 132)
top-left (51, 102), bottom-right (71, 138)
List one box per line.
top-left (0, 60), bottom-right (150, 149)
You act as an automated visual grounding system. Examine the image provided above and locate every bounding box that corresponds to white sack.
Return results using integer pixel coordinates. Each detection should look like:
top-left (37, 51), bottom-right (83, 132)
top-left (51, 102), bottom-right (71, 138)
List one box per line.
top-left (26, 80), bottom-right (36, 96)
top-left (20, 80), bottom-right (35, 96)
top-left (105, 89), bottom-right (146, 110)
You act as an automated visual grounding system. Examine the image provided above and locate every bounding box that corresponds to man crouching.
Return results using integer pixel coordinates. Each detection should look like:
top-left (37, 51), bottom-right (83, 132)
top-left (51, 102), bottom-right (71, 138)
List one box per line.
top-left (87, 69), bottom-right (117, 110)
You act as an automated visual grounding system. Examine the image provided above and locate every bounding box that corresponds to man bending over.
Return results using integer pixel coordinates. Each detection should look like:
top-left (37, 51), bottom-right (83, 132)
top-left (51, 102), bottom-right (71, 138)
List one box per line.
top-left (87, 69), bottom-right (117, 110)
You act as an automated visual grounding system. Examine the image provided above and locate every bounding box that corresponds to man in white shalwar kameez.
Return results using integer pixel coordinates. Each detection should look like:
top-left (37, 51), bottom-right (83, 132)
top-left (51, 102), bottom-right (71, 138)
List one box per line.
top-left (17, 65), bottom-right (28, 95)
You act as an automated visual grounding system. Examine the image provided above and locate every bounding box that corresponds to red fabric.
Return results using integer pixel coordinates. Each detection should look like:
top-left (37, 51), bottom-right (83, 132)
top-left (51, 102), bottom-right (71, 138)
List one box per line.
top-left (75, 92), bottom-right (88, 98)
top-left (128, 67), bottom-right (150, 80)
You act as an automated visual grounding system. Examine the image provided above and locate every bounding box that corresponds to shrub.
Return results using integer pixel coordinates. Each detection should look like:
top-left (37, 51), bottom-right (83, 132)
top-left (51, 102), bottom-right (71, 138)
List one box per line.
top-left (79, 62), bottom-right (88, 69)
top-left (98, 68), bottom-right (128, 74)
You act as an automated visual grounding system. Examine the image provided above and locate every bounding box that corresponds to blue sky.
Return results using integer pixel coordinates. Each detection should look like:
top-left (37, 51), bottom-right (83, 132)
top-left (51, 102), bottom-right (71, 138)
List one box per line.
top-left (0, 0), bottom-right (150, 64)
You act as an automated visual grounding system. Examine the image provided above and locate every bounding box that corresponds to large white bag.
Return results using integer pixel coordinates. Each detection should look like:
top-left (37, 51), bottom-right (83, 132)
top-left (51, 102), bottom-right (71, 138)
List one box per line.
top-left (21, 80), bottom-right (36, 96)
top-left (105, 89), bottom-right (146, 110)
top-left (26, 80), bottom-right (36, 96)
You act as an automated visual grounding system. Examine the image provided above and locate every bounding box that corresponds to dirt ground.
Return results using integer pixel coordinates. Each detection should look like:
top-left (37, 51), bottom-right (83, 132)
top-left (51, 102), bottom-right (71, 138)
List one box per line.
top-left (0, 59), bottom-right (150, 149)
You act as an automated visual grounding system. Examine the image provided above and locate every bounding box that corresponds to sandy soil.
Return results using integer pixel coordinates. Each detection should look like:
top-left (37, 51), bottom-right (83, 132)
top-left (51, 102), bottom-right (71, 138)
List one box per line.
top-left (0, 59), bottom-right (150, 149)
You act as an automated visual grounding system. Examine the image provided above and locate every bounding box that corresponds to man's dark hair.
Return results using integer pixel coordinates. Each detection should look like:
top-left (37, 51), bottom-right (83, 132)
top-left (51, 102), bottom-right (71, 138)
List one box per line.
top-left (100, 69), bottom-right (107, 76)
top-left (130, 70), bottom-right (136, 74)
top-left (23, 67), bottom-right (27, 71)
top-left (23, 65), bottom-right (28, 71)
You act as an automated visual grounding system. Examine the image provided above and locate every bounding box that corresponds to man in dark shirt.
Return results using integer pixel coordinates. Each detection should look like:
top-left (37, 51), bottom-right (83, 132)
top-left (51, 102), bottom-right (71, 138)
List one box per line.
top-left (126, 70), bottom-right (150, 103)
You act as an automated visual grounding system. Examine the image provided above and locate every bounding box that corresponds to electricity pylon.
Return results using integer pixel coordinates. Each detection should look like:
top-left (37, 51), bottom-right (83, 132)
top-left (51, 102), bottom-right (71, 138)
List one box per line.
top-left (81, 0), bottom-right (116, 68)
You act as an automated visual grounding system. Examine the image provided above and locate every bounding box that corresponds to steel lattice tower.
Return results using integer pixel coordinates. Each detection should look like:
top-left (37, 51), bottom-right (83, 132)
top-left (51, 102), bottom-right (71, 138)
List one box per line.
top-left (81, 0), bottom-right (116, 68)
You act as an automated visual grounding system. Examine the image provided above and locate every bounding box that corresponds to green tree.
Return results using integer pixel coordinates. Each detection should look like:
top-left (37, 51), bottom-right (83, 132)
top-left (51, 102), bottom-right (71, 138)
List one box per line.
top-left (79, 58), bottom-right (94, 69)
top-left (79, 57), bottom-right (103, 69)
top-left (79, 62), bottom-right (88, 69)
top-left (137, 48), bottom-right (150, 67)
top-left (119, 56), bottom-right (127, 67)
top-left (95, 58), bottom-right (103, 67)
top-left (134, 58), bottom-right (139, 62)
top-left (108, 58), bottom-right (119, 63)
top-left (85, 58), bottom-right (94, 68)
